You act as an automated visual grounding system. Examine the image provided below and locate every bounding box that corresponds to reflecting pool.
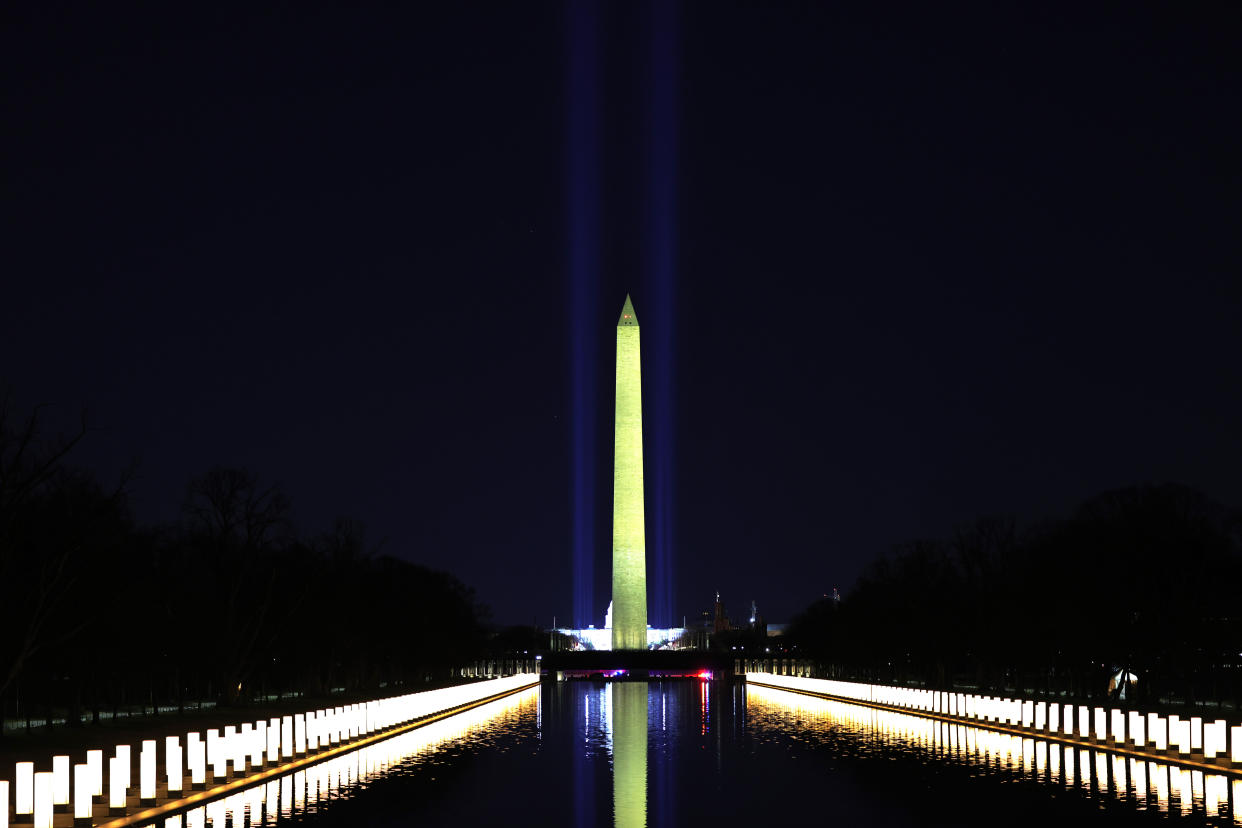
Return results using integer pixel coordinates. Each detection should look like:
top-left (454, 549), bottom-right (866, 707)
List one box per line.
top-left (152, 680), bottom-right (1240, 827)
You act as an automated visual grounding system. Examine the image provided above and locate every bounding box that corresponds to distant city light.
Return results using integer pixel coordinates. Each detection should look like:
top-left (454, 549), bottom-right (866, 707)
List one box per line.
top-left (553, 625), bottom-right (692, 651)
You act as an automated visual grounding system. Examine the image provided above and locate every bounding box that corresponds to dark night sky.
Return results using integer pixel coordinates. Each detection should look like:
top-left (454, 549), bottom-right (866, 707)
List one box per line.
top-left (3, 2), bottom-right (1240, 628)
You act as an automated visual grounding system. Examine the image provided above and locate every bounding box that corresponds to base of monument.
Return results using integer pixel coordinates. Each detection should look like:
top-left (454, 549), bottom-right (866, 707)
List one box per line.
top-left (540, 649), bottom-right (734, 679)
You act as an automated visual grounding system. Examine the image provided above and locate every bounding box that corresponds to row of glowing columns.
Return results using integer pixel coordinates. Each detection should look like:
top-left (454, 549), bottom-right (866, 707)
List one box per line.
top-left (747, 683), bottom-right (1241, 821)
top-left (746, 673), bottom-right (1242, 763)
top-left (106, 687), bottom-right (536, 828)
top-left (0, 673), bottom-right (537, 828)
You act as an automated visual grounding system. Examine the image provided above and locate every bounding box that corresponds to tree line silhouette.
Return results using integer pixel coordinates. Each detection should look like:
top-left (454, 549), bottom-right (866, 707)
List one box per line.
top-left (788, 483), bottom-right (1242, 707)
top-left (0, 397), bottom-right (489, 735)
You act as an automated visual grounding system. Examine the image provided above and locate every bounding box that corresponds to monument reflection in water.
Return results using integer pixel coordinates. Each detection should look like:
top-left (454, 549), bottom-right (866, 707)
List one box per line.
top-left (609, 683), bottom-right (648, 828)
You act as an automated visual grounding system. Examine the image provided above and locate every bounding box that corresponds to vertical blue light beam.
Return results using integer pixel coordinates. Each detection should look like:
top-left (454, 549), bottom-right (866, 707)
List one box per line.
top-left (644, 0), bottom-right (678, 631)
top-left (568, 0), bottom-right (602, 630)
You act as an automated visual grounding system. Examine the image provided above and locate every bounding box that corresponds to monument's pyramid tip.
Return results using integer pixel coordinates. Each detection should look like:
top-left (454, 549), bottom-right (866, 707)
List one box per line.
top-left (618, 294), bottom-right (639, 327)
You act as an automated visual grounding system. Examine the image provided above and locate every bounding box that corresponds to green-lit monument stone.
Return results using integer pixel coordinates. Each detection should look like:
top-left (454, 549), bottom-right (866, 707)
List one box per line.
top-left (611, 295), bottom-right (648, 651)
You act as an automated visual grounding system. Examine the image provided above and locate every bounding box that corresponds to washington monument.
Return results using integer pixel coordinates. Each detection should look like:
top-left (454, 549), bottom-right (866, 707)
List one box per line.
top-left (611, 295), bottom-right (648, 650)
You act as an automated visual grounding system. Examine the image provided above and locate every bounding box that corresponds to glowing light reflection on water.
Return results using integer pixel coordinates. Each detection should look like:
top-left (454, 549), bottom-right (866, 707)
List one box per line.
top-left (746, 683), bottom-right (1240, 825)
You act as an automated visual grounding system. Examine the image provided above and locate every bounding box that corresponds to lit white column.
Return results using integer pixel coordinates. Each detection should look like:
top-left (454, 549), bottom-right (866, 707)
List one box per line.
top-left (187, 733), bottom-right (205, 788)
top-left (33, 771), bottom-right (53, 828)
top-left (1190, 717), bottom-right (1203, 752)
top-left (167, 736), bottom-right (183, 794)
top-left (265, 717), bottom-right (279, 763)
top-left (223, 726), bottom-right (239, 776)
top-left (140, 740), bottom-right (157, 802)
top-left (205, 729), bottom-right (217, 777)
top-left (1110, 709), bottom-right (1125, 744)
top-left (87, 749), bottom-right (104, 797)
top-left (74, 764), bottom-right (92, 821)
top-left (239, 720), bottom-right (250, 760)
top-left (15, 761), bottom-right (34, 819)
top-left (282, 716), bottom-right (294, 758)
top-left (210, 730), bottom-right (227, 781)
top-left (1173, 718), bottom-right (1191, 756)
top-left (1093, 707), bottom-right (1106, 742)
top-left (116, 745), bottom-right (132, 791)
top-left (251, 721), bottom-right (265, 767)
top-left (1203, 720), bottom-right (1225, 760)
top-left (109, 755), bottom-right (127, 812)
top-left (1231, 725), bottom-right (1242, 764)
top-left (1149, 714), bottom-right (1167, 751)
top-left (296, 714), bottom-right (307, 754)
top-left (237, 724), bottom-right (252, 775)
top-left (52, 755), bottom-right (70, 808)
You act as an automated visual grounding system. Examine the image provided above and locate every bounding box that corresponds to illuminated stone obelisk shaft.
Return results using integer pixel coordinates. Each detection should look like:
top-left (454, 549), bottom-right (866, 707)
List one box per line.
top-left (611, 295), bottom-right (647, 651)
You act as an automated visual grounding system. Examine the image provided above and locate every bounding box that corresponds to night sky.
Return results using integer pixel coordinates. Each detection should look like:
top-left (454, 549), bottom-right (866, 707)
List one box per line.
top-left (4, 2), bottom-right (1240, 628)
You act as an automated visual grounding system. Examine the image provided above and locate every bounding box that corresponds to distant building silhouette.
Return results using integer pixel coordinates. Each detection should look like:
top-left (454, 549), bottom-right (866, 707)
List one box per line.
top-left (713, 591), bottom-right (731, 634)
